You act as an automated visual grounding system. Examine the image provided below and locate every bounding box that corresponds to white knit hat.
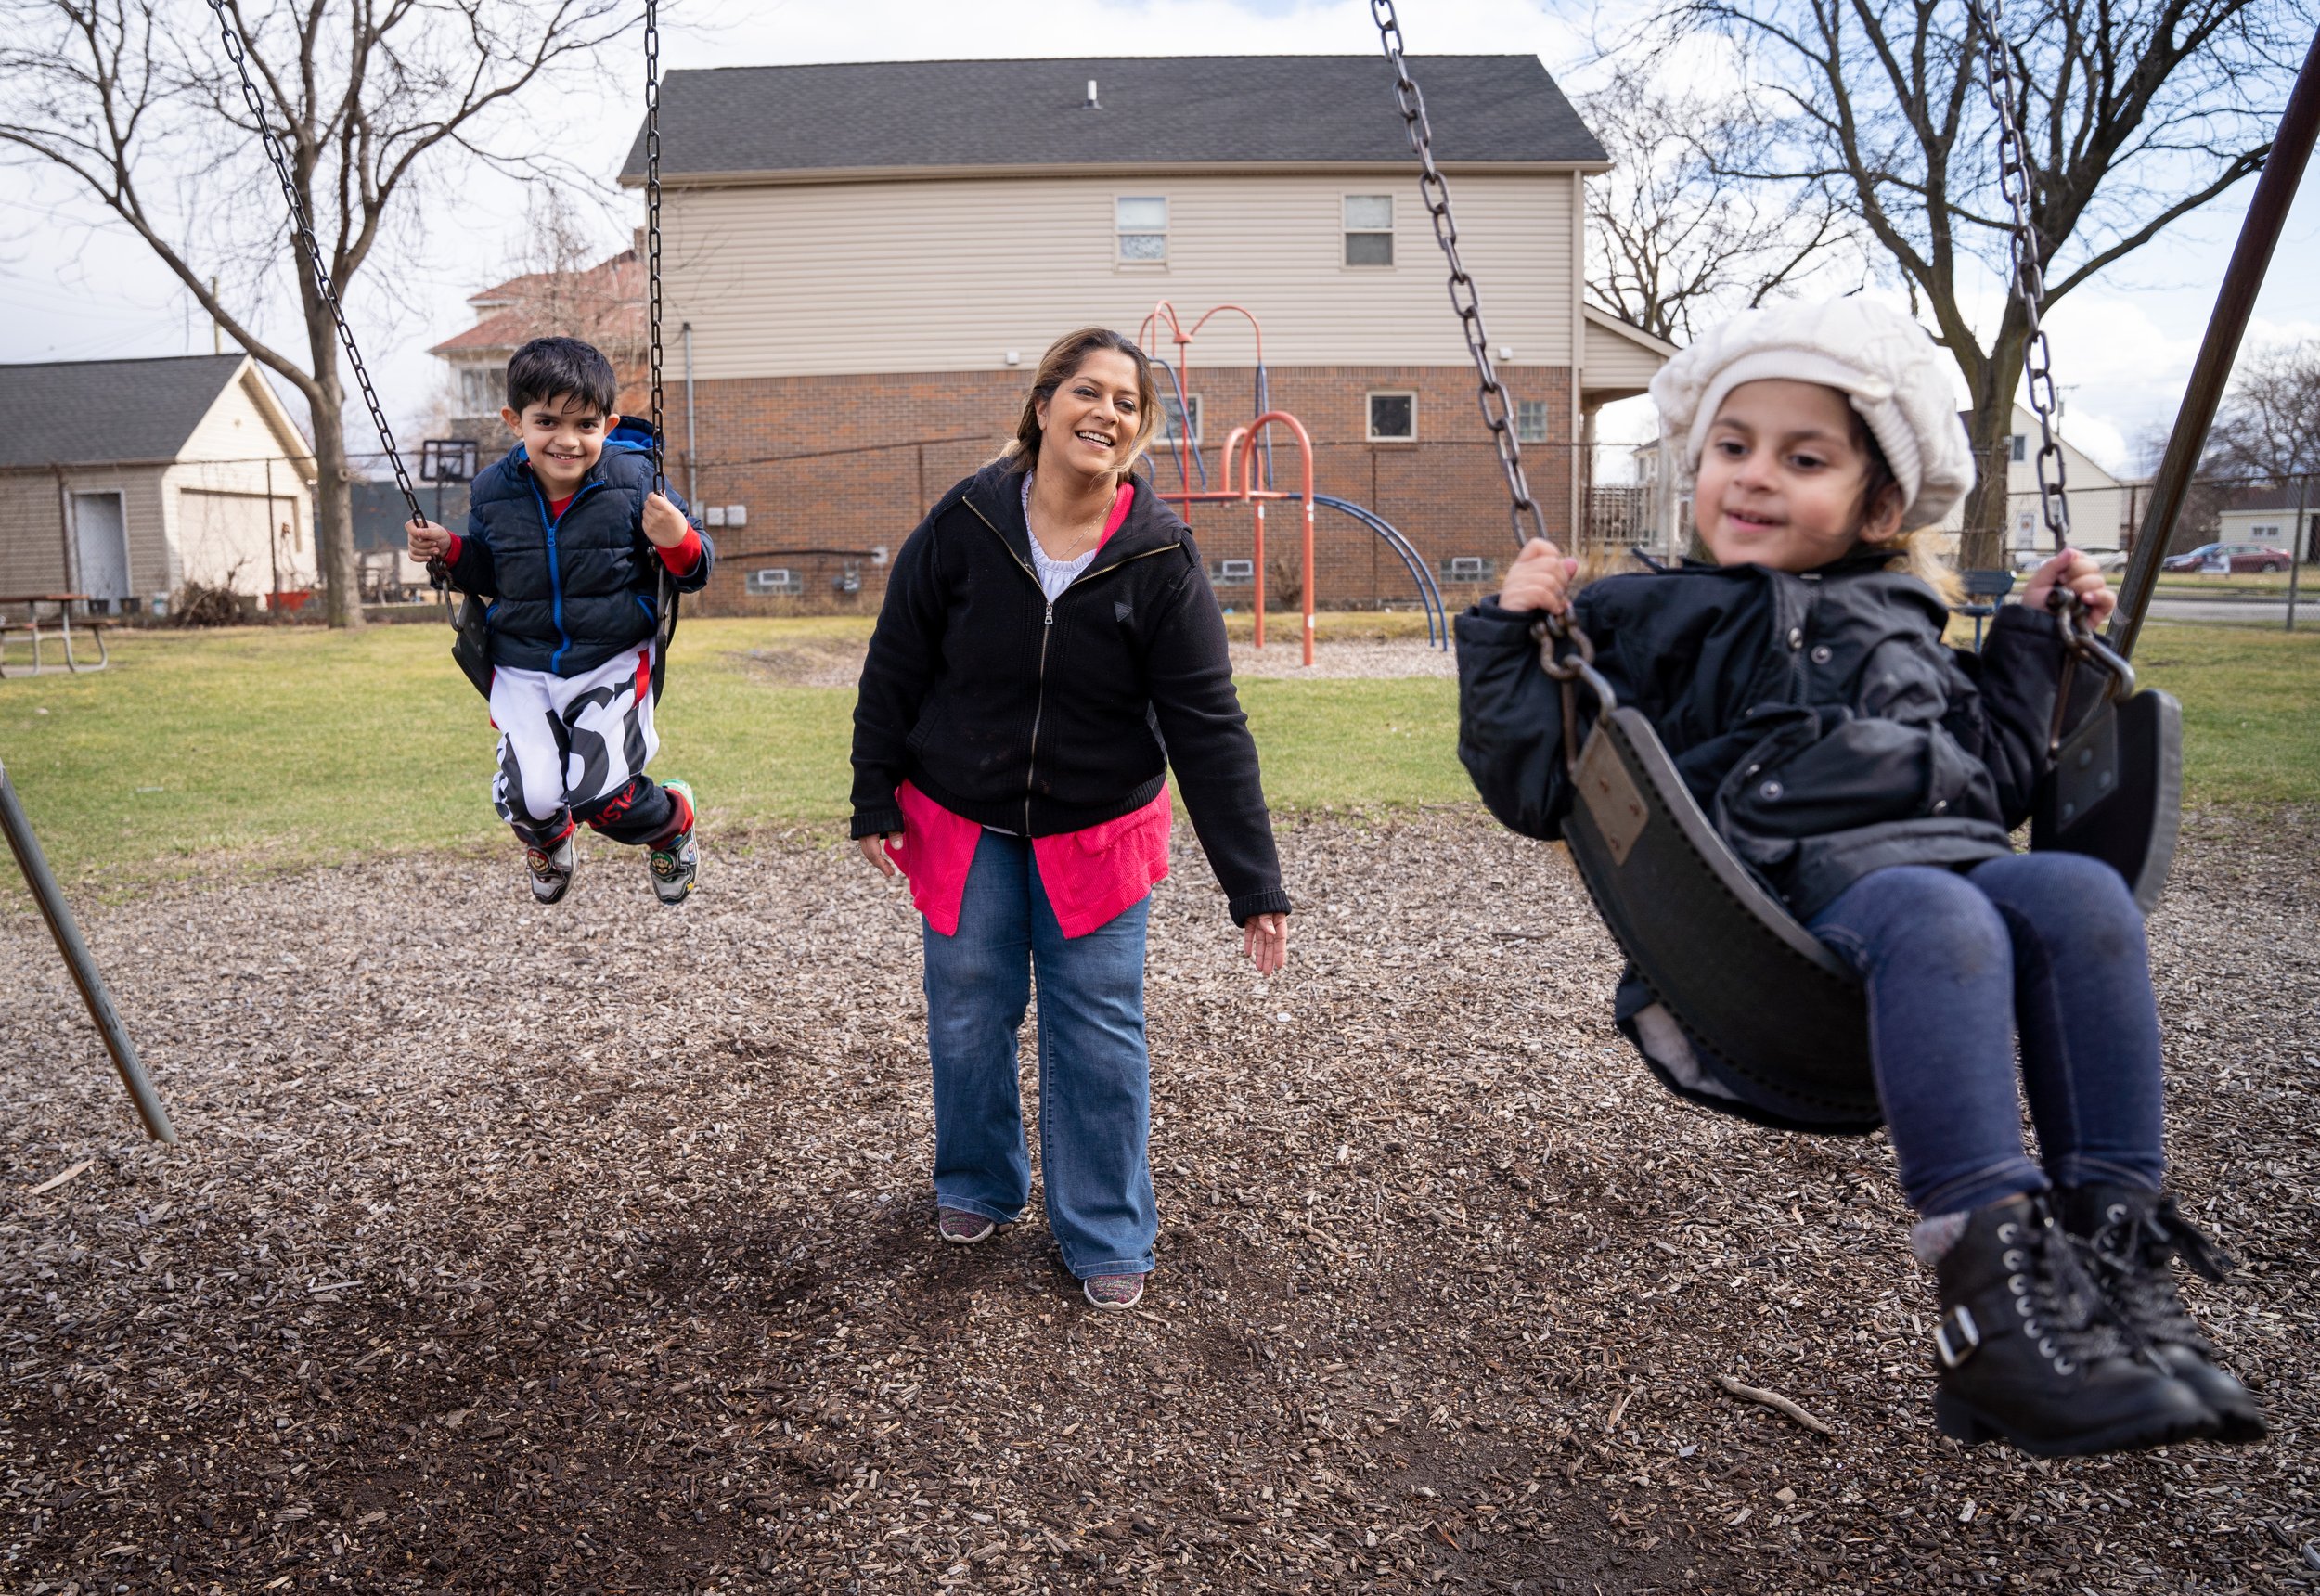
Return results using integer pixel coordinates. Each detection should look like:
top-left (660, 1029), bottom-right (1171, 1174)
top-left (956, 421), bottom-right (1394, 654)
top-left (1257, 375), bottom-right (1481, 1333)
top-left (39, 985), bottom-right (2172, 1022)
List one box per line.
top-left (1647, 298), bottom-right (1976, 531)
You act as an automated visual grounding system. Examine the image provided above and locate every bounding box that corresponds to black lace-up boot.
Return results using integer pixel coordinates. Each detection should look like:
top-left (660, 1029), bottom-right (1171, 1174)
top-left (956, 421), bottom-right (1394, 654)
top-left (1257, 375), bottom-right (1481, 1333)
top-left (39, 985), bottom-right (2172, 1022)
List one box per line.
top-left (2059, 1183), bottom-right (2266, 1444)
top-left (1929, 1193), bottom-right (2218, 1457)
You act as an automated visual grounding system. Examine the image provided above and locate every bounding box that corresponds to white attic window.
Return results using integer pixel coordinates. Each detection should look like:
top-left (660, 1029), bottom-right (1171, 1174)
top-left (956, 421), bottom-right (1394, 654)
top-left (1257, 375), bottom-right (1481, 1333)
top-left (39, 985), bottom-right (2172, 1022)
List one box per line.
top-left (1116, 197), bottom-right (1167, 264)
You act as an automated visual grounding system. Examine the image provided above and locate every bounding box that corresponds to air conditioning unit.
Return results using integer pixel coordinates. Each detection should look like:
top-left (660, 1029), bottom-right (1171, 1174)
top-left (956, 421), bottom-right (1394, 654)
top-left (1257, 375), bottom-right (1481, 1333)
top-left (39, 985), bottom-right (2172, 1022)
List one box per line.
top-left (745, 568), bottom-right (803, 597)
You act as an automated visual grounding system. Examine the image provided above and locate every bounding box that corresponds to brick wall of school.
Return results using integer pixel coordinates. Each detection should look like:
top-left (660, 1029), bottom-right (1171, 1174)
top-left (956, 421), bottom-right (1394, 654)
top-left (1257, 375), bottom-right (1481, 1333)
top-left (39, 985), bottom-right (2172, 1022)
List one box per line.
top-left (670, 364), bottom-right (1577, 617)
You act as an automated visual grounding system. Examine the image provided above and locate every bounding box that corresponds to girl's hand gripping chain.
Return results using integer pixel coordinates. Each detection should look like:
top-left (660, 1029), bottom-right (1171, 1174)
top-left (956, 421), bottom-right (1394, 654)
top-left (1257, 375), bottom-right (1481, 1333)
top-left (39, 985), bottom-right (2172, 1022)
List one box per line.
top-left (406, 517), bottom-right (454, 561)
top-left (1498, 538), bottom-right (1579, 618)
top-left (2021, 548), bottom-right (2117, 629)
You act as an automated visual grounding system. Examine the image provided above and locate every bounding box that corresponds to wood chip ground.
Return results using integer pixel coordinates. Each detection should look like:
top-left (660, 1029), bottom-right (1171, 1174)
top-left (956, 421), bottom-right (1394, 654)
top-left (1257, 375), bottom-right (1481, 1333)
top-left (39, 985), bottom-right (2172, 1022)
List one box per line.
top-left (3, 806), bottom-right (2314, 1593)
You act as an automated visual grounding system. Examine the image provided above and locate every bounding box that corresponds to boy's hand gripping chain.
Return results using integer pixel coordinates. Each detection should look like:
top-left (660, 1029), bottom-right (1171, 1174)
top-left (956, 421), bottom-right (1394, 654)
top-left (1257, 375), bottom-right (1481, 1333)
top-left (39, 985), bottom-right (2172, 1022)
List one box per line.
top-left (1370, 0), bottom-right (1607, 740)
top-left (203, 0), bottom-right (438, 599)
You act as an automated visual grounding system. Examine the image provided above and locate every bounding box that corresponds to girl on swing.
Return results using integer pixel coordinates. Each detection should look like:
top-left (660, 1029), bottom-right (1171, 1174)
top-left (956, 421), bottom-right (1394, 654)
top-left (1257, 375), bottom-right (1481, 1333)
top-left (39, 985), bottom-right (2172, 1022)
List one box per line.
top-left (1458, 298), bottom-right (2264, 1458)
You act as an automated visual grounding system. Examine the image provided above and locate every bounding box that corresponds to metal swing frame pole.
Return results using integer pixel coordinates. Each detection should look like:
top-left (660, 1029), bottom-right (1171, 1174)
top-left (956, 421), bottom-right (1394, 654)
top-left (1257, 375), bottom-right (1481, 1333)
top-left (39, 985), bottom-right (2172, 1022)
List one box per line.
top-left (0, 760), bottom-right (174, 1144)
top-left (2111, 24), bottom-right (2320, 661)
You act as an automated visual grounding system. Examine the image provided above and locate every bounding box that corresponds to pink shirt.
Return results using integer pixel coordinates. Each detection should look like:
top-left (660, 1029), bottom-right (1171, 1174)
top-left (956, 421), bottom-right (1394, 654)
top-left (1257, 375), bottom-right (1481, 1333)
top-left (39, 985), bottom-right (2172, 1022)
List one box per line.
top-left (882, 480), bottom-right (1170, 938)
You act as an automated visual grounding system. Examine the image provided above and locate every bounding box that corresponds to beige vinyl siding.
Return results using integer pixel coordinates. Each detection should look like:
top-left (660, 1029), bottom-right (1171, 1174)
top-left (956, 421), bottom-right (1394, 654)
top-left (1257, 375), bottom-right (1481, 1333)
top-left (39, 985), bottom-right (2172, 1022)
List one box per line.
top-left (665, 171), bottom-right (1578, 378)
top-left (1582, 312), bottom-right (1672, 394)
top-left (165, 367), bottom-right (317, 595)
top-left (12, 467), bottom-right (173, 598)
top-left (0, 474), bottom-right (69, 593)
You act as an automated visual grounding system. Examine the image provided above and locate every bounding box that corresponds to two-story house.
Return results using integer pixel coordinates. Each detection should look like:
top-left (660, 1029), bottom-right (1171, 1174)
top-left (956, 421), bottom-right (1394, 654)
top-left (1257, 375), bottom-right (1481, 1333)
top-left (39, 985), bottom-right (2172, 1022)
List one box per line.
top-left (619, 55), bottom-right (1669, 612)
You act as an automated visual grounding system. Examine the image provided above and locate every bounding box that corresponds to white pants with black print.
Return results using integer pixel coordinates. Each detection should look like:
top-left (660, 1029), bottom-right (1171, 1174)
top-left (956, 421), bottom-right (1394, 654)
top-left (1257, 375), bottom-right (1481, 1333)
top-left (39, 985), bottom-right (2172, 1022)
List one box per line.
top-left (489, 646), bottom-right (658, 837)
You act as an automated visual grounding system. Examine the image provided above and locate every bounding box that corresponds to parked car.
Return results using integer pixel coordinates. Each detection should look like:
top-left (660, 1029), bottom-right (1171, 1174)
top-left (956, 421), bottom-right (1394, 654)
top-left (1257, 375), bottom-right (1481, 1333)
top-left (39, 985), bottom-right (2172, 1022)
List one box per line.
top-left (2161, 542), bottom-right (2292, 573)
top-left (2011, 547), bottom-right (2131, 573)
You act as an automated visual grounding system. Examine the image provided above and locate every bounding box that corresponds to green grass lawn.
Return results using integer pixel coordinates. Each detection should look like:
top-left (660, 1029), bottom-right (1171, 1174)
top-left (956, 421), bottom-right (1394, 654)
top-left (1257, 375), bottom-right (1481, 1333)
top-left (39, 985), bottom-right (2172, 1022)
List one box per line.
top-left (0, 615), bottom-right (2306, 883)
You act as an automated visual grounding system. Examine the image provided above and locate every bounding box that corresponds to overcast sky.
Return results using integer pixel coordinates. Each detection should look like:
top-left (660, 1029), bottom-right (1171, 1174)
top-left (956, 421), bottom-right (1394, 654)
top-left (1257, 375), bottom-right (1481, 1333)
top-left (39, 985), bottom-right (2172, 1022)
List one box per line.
top-left (3, 0), bottom-right (2314, 476)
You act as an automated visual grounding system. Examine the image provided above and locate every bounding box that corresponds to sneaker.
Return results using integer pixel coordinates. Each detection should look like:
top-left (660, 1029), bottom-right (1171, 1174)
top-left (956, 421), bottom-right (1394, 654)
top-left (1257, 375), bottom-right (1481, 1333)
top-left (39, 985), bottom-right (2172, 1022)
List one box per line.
top-left (648, 779), bottom-right (698, 906)
top-left (937, 1208), bottom-right (996, 1245)
top-left (523, 826), bottom-right (575, 905)
top-left (1082, 1273), bottom-right (1146, 1311)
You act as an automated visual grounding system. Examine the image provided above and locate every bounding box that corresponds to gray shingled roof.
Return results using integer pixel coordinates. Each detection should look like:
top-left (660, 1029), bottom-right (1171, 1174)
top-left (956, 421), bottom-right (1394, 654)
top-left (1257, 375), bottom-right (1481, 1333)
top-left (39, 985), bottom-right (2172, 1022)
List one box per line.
top-left (0, 354), bottom-right (251, 470)
top-left (620, 56), bottom-right (1604, 180)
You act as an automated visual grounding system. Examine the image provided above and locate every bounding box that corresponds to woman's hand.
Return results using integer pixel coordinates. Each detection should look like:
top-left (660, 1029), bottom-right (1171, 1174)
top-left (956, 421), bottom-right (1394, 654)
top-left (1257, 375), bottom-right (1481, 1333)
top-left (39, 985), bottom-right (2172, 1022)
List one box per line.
top-left (2022, 548), bottom-right (2117, 628)
top-left (642, 491), bottom-right (692, 549)
top-left (1243, 912), bottom-right (1287, 976)
top-left (1497, 538), bottom-right (1578, 617)
top-left (406, 517), bottom-right (454, 561)
top-left (857, 833), bottom-right (899, 879)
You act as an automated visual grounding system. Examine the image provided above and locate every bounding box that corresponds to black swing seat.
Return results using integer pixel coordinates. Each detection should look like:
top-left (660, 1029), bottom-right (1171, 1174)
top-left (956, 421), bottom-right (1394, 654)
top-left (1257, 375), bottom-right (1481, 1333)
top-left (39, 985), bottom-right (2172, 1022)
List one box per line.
top-left (1558, 685), bottom-right (2182, 1136)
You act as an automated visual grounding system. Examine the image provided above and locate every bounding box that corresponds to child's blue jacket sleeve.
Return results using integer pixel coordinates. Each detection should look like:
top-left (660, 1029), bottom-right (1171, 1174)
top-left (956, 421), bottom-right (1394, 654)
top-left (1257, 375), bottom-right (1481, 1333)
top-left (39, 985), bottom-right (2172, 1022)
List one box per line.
top-left (446, 505), bottom-right (496, 597)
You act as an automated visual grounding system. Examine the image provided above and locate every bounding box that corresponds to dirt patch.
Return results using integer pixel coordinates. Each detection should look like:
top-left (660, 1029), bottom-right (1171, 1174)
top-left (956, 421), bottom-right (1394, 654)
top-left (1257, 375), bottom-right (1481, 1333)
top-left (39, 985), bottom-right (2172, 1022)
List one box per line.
top-left (2, 808), bottom-right (2315, 1593)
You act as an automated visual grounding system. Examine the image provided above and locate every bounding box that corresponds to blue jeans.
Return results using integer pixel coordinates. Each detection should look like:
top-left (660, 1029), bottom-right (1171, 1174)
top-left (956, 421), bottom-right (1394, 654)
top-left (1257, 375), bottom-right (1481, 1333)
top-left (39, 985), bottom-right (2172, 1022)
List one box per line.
top-left (1809, 853), bottom-right (2167, 1216)
top-left (921, 830), bottom-right (1155, 1279)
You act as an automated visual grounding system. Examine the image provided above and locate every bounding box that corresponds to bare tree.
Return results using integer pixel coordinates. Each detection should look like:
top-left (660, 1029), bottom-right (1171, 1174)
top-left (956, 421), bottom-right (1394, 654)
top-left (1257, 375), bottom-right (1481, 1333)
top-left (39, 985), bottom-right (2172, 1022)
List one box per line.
top-left (1580, 65), bottom-right (1865, 343)
top-left (0, 0), bottom-right (630, 626)
top-left (1634, 0), bottom-right (2309, 569)
top-left (496, 187), bottom-right (644, 366)
top-left (2204, 337), bottom-right (2320, 482)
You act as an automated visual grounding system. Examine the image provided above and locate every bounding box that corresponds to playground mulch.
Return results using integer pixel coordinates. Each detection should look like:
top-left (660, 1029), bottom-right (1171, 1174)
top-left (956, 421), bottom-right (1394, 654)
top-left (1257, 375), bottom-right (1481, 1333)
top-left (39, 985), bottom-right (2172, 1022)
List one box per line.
top-left (3, 806), bottom-right (2316, 1594)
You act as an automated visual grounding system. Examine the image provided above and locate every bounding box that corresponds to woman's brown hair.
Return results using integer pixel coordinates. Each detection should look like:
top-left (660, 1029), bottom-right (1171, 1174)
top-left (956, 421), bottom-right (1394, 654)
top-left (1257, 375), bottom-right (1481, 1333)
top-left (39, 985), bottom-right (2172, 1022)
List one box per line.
top-left (998, 328), bottom-right (1160, 480)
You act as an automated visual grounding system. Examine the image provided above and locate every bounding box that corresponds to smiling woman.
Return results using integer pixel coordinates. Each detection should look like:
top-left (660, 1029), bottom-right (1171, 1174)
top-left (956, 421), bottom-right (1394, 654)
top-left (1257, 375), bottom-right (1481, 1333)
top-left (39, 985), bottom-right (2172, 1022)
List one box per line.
top-left (846, 327), bottom-right (1291, 1313)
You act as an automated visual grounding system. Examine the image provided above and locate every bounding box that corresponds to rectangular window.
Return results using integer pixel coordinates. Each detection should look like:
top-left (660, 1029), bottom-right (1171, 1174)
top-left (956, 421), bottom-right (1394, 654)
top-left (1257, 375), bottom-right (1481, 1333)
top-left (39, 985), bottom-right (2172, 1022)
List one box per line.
top-left (1156, 393), bottom-right (1202, 444)
top-left (1444, 556), bottom-right (1493, 582)
top-left (1344, 194), bottom-right (1394, 266)
top-left (1514, 399), bottom-right (1549, 444)
top-left (1116, 196), bottom-right (1167, 264)
top-left (1367, 392), bottom-right (1416, 443)
top-left (459, 367), bottom-right (500, 415)
top-left (2009, 434), bottom-right (2028, 463)
top-left (1213, 558), bottom-right (1255, 586)
top-left (745, 568), bottom-right (803, 598)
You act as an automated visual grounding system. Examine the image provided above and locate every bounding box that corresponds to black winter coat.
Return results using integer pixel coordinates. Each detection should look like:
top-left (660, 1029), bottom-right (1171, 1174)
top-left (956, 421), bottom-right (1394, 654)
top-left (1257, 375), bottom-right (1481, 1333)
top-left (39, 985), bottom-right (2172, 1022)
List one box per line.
top-left (447, 419), bottom-right (714, 676)
top-left (850, 462), bottom-right (1291, 926)
top-left (1457, 554), bottom-right (2073, 920)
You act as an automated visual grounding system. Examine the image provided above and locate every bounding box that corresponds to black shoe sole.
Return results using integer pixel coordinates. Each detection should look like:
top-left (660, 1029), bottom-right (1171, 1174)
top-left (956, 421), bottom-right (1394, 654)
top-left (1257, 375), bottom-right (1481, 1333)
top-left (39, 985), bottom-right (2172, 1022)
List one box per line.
top-left (1935, 1390), bottom-right (2220, 1457)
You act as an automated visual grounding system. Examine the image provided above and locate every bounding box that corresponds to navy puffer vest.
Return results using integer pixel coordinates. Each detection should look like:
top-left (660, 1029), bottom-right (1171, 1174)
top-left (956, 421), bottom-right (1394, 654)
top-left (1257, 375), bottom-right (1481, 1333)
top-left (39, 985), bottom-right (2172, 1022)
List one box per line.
top-left (462, 419), bottom-right (708, 676)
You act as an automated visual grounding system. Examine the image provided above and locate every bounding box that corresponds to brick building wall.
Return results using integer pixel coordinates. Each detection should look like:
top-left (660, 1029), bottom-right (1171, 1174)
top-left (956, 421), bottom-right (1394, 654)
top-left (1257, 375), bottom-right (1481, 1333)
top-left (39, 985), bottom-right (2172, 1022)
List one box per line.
top-left (674, 364), bottom-right (1577, 617)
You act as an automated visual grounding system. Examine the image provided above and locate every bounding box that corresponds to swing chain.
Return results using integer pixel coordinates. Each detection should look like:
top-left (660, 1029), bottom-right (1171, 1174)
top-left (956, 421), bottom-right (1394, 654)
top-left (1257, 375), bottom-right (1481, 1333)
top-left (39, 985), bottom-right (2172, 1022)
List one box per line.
top-left (203, 0), bottom-right (427, 565)
top-left (1370, 0), bottom-right (1551, 558)
top-left (1966, 0), bottom-right (2080, 590)
top-left (1371, 0), bottom-right (1598, 689)
top-left (643, 0), bottom-right (667, 499)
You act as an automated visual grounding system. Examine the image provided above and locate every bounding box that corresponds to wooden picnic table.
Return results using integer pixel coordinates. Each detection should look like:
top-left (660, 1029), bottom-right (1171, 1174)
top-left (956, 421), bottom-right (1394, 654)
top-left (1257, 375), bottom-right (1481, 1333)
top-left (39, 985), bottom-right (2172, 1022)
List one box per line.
top-left (0, 594), bottom-right (113, 676)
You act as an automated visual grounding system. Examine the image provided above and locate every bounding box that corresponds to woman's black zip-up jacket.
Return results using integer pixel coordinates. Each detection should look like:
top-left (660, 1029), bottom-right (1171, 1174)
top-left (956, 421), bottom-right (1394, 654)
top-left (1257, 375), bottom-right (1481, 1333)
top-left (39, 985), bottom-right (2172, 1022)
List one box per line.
top-left (850, 461), bottom-right (1291, 926)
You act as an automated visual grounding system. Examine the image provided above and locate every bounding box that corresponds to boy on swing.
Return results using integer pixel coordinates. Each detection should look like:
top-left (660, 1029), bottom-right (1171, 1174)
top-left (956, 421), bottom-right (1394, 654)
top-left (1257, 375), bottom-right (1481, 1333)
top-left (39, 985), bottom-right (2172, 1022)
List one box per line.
top-left (406, 336), bottom-right (714, 906)
top-left (1460, 299), bottom-right (2264, 1457)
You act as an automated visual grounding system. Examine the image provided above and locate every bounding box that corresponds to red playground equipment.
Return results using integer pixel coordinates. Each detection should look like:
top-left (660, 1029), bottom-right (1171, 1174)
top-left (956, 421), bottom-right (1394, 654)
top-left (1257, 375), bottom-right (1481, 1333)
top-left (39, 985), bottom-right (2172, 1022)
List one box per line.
top-left (1135, 301), bottom-right (1447, 666)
